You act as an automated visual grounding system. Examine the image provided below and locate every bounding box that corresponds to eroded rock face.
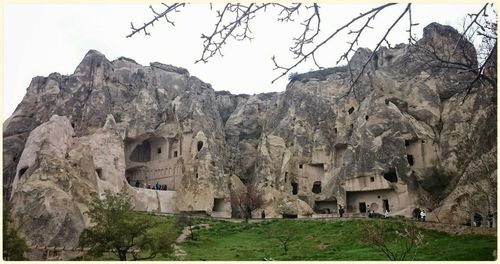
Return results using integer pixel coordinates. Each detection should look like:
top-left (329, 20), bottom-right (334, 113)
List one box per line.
top-left (10, 116), bottom-right (97, 247)
top-left (3, 23), bottom-right (496, 247)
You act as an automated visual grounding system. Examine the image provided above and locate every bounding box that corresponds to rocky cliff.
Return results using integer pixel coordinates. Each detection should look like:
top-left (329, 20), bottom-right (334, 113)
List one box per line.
top-left (3, 23), bottom-right (496, 247)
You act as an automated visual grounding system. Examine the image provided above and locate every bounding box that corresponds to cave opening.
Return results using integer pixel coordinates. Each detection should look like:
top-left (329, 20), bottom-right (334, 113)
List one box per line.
top-left (213, 198), bottom-right (224, 212)
top-left (96, 168), bottom-right (103, 180)
top-left (383, 168), bottom-right (398, 183)
top-left (197, 141), bottom-right (204, 152)
top-left (291, 181), bottom-right (298, 195)
top-left (348, 107), bottom-right (355, 114)
top-left (130, 140), bottom-right (152, 162)
top-left (312, 181), bottom-right (322, 194)
top-left (18, 167), bottom-right (28, 178)
top-left (407, 154), bottom-right (415, 166)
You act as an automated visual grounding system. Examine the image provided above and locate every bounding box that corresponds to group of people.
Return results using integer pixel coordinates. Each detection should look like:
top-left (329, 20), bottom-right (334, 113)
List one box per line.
top-left (134, 180), bottom-right (168, 191)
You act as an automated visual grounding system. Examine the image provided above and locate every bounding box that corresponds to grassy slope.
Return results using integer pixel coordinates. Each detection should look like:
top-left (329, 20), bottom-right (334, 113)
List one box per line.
top-left (178, 219), bottom-right (496, 261)
top-left (94, 216), bottom-right (496, 261)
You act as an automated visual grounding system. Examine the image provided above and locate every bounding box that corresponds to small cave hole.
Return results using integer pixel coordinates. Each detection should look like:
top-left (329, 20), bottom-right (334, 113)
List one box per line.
top-left (370, 177), bottom-right (375, 182)
top-left (348, 107), bottom-right (355, 114)
top-left (174, 151), bottom-right (178, 158)
top-left (312, 181), bottom-right (322, 194)
top-left (71, 122), bottom-right (75, 128)
top-left (18, 167), bottom-right (28, 178)
top-left (197, 141), bottom-right (204, 152)
top-left (407, 155), bottom-right (415, 166)
top-left (157, 148), bottom-right (162, 154)
top-left (299, 164), bottom-right (303, 169)
top-left (283, 214), bottom-right (298, 218)
top-left (291, 182), bottom-right (298, 195)
top-left (383, 168), bottom-right (398, 183)
top-left (405, 140), bottom-right (410, 147)
top-left (284, 172), bottom-right (288, 183)
top-left (365, 115), bottom-right (369, 121)
top-left (195, 173), bottom-right (199, 179)
top-left (96, 168), bottom-right (103, 180)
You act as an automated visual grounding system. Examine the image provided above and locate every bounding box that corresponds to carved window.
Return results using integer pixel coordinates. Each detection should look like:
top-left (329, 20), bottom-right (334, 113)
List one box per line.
top-left (197, 141), bottom-right (204, 152)
top-left (407, 155), bottom-right (414, 166)
top-left (291, 182), bottom-right (298, 195)
top-left (18, 167), bottom-right (28, 178)
top-left (96, 168), bottom-right (103, 180)
top-left (312, 181), bottom-right (321, 194)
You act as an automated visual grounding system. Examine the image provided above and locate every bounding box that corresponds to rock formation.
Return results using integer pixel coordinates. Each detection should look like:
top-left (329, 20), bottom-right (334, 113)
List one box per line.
top-left (3, 23), bottom-right (496, 248)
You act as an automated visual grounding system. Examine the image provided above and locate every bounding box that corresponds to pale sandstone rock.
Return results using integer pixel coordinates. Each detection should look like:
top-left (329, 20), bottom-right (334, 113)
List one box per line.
top-left (4, 23), bottom-right (496, 248)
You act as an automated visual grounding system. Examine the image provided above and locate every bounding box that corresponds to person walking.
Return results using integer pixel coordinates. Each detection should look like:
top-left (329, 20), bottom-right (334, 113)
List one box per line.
top-left (261, 210), bottom-right (266, 219)
top-left (420, 210), bottom-right (426, 222)
top-left (338, 205), bottom-right (344, 218)
top-left (384, 210), bottom-right (389, 218)
top-left (135, 180), bottom-right (140, 188)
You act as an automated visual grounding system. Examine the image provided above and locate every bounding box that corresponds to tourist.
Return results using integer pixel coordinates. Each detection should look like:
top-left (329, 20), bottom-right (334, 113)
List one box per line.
top-left (135, 180), bottom-right (140, 188)
top-left (338, 205), bottom-right (344, 218)
top-left (261, 210), bottom-right (266, 219)
top-left (384, 210), bottom-right (389, 218)
top-left (143, 182), bottom-right (147, 189)
top-left (420, 210), bottom-right (426, 222)
top-left (488, 211), bottom-right (494, 228)
top-left (155, 181), bottom-right (160, 190)
top-left (474, 213), bottom-right (483, 227)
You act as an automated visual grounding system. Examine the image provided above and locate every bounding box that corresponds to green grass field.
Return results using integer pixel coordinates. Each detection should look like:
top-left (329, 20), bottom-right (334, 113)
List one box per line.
top-left (180, 218), bottom-right (496, 261)
top-left (96, 216), bottom-right (497, 261)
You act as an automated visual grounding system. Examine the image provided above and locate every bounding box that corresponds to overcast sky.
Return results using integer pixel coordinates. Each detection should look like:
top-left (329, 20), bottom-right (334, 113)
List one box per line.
top-left (3, 3), bottom-right (486, 121)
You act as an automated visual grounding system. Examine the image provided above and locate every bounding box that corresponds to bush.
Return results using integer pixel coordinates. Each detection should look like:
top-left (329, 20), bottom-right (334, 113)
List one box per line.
top-left (288, 72), bottom-right (300, 82)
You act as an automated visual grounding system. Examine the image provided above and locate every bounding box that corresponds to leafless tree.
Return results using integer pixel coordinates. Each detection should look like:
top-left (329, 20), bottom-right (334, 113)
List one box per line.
top-left (232, 183), bottom-right (265, 222)
top-left (454, 120), bottom-right (497, 224)
top-left (128, 4), bottom-right (410, 85)
top-left (362, 220), bottom-right (424, 261)
top-left (408, 3), bottom-right (497, 102)
top-left (177, 212), bottom-right (196, 240)
top-left (267, 224), bottom-right (297, 255)
top-left (128, 3), bottom-right (496, 100)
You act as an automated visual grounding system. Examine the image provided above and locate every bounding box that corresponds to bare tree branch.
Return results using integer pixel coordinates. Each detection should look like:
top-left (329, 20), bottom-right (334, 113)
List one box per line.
top-left (271, 3), bottom-right (397, 83)
top-left (127, 3), bottom-right (186, 38)
top-left (350, 4), bottom-right (411, 89)
top-left (451, 4), bottom-right (488, 57)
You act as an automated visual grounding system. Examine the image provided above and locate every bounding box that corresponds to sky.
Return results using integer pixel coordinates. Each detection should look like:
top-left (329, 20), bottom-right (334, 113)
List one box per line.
top-left (3, 3), bottom-right (487, 121)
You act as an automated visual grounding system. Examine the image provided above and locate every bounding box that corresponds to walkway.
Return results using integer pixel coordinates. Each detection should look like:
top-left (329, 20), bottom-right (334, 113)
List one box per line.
top-left (173, 224), bottom-right (211, 259)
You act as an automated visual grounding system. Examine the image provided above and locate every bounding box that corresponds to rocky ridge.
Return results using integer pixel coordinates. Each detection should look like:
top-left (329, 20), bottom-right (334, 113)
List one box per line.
top-left (3, 23), bottom-right (496, 248)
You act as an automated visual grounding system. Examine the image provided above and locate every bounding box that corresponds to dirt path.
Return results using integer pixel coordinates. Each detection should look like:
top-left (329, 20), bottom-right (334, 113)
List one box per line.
top-left (173, 224), bottom-right (211, 259)
top-left (143, 211), bottom-right (496, 237)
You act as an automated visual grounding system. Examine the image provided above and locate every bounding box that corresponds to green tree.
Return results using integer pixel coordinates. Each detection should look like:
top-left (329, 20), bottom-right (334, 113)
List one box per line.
top-left (3, 200), bottom-right (30, 260)
top-left (78, 190), bottom-right (175, 261)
